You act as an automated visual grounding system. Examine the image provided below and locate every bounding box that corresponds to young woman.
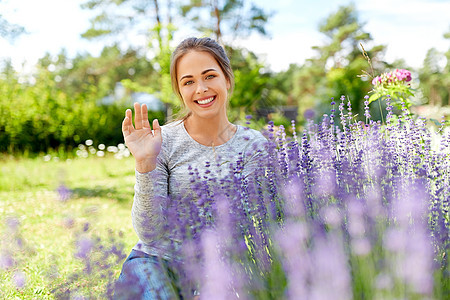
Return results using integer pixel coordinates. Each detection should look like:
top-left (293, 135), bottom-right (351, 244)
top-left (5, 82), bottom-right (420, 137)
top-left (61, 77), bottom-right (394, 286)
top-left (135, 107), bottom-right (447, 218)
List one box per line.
top-left (114, 37), bottom-right (267, 299)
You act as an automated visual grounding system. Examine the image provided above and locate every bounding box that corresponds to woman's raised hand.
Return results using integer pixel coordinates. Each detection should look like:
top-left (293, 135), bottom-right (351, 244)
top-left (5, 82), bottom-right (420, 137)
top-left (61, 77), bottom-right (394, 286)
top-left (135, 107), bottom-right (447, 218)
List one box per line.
top-left (122, 103), bottom-right (162, 173)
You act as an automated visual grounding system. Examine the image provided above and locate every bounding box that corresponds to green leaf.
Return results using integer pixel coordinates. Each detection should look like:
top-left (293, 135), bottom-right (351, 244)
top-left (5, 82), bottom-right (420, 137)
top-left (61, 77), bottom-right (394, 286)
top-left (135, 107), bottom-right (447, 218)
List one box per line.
top-left (368, 93), bottom-right (380, 104)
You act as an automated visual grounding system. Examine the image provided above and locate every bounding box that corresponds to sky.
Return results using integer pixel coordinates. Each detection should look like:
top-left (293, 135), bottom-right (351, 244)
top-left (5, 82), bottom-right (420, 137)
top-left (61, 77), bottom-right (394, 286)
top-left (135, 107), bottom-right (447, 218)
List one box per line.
top-left (0, 0), bottom-right (449, 73)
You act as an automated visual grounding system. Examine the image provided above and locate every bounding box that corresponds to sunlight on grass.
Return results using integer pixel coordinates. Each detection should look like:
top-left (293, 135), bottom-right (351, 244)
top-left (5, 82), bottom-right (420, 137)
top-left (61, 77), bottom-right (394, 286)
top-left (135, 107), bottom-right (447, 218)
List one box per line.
top-left (0, 156), bottom-right (137, 298)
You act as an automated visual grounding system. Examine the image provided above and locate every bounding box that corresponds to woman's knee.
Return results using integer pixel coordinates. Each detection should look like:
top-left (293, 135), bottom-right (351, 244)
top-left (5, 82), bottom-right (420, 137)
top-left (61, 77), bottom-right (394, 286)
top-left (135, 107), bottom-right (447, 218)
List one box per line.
top-left (114, 252), bottom-right (179, 299)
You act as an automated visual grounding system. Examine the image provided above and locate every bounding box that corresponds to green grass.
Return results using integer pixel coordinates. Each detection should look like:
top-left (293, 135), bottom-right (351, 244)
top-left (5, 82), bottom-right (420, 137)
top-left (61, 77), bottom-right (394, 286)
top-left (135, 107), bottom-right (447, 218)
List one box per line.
top-left (0, 155), bottom-right (137, 299)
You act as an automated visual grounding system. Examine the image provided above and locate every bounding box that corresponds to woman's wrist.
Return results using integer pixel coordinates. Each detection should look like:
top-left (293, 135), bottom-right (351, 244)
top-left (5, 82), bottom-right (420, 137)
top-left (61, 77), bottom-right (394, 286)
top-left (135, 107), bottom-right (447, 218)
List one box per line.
top-left (135, 157), bottom-right (157, 173)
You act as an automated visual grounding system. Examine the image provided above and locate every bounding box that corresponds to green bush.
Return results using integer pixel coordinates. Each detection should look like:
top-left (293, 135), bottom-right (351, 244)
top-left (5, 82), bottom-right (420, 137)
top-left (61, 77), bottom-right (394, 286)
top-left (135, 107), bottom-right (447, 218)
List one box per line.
top-left (0, 73), bottom-right (164, 154)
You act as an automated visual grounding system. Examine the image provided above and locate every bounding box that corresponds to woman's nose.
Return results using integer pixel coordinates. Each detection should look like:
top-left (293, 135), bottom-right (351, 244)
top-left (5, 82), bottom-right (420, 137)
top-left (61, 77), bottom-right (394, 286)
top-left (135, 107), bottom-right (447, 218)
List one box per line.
top-left (196, 81), bottom-right (208, 94)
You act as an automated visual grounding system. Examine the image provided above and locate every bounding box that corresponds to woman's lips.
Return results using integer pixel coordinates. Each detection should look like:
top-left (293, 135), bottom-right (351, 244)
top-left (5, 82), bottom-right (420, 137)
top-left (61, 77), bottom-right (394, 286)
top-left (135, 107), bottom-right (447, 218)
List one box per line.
top-left (195, 96), bottom-right (216, 107)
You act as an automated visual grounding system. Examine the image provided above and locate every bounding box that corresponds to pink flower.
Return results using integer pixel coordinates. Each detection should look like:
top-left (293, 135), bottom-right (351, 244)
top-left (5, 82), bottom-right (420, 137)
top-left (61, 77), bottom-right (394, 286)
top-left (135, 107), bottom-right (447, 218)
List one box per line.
top-left (372, 69), bottom-right (412, 87)
top-left (371, 76), bottom-right (381, 86)
top-left (395, 69), bottom-right (412, 82)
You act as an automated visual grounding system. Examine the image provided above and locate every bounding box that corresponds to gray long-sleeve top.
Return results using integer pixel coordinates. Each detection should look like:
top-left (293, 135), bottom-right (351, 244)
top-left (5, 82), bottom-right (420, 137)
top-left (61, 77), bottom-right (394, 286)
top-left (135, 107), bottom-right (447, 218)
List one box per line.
top-left (131, 121), bottom-right (267, 259)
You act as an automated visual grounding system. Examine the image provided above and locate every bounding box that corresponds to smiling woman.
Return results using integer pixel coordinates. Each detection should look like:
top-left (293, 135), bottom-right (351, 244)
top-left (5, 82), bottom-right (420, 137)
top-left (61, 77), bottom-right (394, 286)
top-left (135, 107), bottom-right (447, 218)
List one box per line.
top-left (177, 52), bottom-right (230, 117)
top-left (115, 37), bottom-right (267, 299)
top-left (176, 50), bottom-right (234, 146)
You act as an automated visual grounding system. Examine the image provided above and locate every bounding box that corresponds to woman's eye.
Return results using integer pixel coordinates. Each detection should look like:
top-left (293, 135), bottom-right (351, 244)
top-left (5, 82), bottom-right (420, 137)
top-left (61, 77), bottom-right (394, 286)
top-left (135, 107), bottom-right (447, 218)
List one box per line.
top-left (206, 74), bottom-right (215, 79)
top-left (184, 80), bottom-right (193, 85)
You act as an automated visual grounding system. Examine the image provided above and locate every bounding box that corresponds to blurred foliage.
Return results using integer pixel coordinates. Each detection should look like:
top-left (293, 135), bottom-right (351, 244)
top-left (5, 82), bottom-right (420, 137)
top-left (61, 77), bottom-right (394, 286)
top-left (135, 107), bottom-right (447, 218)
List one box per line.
top-left (286, 5), bottom-right (389, 123)
top-left (419, 30), bottom-right (450, 107)
top-left (80, 0), bottom-right (169, 40)
top-left (226, 46), bottom-right (273, 119)
top-left (0, 47), bottom-right (164, 154)
top-left (180, 0), bottom-right (271, 43)
top-left (80, 0), bottom-right (272, 118)
top-left (81, 0), bottom-right (179, 116)
top-left (1, 3), bottom-right (449, 154)
top-left (0, 4), bottom-right (25, 42)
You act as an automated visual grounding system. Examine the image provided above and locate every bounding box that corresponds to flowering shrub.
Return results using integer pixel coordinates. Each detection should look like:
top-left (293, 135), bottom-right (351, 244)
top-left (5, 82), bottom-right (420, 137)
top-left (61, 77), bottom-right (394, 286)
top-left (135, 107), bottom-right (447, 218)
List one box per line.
top-left (368, 68), bottom-right (415, 110)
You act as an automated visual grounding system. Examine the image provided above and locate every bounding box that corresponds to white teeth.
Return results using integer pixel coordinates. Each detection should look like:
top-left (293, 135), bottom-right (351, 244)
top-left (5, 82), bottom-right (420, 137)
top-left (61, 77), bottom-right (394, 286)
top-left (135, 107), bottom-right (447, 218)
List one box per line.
top-left (197, 96), bottom-right (214, 105)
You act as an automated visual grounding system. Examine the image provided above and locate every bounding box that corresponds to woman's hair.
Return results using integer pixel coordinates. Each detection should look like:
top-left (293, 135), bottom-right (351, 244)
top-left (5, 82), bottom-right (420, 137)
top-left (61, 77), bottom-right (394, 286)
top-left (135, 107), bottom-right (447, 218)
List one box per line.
top-left (169, 37), bottom-right (235, 121)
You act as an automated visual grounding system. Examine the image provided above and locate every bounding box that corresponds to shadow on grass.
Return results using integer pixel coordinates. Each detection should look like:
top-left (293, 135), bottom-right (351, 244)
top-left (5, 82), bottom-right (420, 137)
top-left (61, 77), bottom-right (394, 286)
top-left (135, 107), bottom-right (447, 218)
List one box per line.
top-left (70, 186), bottom-right (131, 203)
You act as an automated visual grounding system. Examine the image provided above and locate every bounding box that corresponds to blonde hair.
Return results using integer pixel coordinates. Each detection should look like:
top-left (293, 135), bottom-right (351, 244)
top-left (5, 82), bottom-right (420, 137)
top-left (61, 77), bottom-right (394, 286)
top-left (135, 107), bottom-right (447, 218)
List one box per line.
top-left (169, 37), bottom-right (235, 121)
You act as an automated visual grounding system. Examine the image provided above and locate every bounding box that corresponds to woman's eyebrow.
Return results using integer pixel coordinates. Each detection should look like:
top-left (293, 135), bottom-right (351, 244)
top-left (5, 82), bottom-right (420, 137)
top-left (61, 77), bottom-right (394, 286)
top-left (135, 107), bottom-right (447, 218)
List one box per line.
top-left (201, 68), bottom-right (217, 74)
top-left (179, 68), bottom-right (218, 81)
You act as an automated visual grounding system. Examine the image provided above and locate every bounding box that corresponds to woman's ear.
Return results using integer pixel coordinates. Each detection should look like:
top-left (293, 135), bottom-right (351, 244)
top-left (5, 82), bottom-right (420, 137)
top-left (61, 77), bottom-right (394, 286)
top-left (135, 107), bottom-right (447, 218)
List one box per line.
top-left (226, 78), bottom-right (231, 90)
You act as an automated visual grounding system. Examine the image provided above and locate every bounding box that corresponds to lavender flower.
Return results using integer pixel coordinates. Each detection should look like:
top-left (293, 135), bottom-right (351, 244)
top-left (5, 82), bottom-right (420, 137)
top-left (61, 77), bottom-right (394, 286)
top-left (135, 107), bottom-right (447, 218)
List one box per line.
top-left (13, 271), bottom-right (26, 288)
top-left (363, 95), bottom-right (371, 121)
top-left (5, 216), bottom-right (19, 232)
top-left (310, 233), bottom-right (352, 300)
top-left (199, 230), bottom-right (237, 299)
top-left (75, 237), bottom-right (93, 259)
top-left (57, 184), bottom-right (72, 201)
top-left (0, 252), bottom-right (14, 270)
top-left (276, 221), bottom-right (310, 299)
top-left (304, 109), bottom-right (315, 120)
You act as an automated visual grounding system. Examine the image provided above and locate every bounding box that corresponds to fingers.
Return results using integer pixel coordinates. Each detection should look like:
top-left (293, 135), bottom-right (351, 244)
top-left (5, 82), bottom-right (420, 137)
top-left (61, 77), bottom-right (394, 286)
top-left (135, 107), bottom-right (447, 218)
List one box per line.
top-left (122, 118), bottom-right (129, 138)
top-left (152, 119), bottom-right (161, 138)
top-left (134, 102), bottom-right (143, 130)
top-left (128, 103), bottom-right (155, 135)
top-left (122, 109), bottom-right (134, 138)
top-left (126, 108), bottom-right (133, 121)
top-left (141, 104), bottom-right (151, 129)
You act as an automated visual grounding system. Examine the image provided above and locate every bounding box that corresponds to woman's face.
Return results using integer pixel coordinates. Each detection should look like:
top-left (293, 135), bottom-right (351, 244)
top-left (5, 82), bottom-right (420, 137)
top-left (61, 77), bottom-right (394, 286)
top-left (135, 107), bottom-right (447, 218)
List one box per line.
top-left (176, 50), bottom-right (230, 121)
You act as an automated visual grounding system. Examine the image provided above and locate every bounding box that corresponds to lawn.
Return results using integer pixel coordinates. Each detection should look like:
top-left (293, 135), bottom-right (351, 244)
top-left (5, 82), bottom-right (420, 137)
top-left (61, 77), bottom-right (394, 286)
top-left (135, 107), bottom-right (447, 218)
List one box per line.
top-left (0, 154), bottom-right (137, 299)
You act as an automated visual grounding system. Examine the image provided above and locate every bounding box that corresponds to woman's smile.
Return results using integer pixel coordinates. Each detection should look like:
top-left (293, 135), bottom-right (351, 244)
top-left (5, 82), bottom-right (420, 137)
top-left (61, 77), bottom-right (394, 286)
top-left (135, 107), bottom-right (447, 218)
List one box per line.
top-left (195, 95), bottom-right (216, 107)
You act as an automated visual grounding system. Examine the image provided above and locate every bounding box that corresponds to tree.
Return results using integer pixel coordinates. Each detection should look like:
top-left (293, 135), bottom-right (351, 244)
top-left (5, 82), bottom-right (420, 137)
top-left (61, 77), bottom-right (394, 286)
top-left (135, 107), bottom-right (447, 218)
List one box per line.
top-left (81, 0), bottom-right (273, 119)
top-left (290, 5), bottom-right (387, 124)
top-left (43, 45), bottom-right (157, 100)
top-left (419, 48), bottom-right (447, 106)
top-left (442, 28), bottom-right (450, 107)
top-left (81, 0), bottom-right (178, 111)
top-left (418, 27), bottom-right (450, 108)
top-left (0, 46), bottom-right (165, 153)
top-left (180, 0), bottom-right (271, 44)
top-left (81, 0), bottom-right (172, 40)
top-left (224, 46), bottom-right (273, 121)
top-left (443, 29), bottom-right (450, 105)
top-left (0, 0), bottom-right (25, 42)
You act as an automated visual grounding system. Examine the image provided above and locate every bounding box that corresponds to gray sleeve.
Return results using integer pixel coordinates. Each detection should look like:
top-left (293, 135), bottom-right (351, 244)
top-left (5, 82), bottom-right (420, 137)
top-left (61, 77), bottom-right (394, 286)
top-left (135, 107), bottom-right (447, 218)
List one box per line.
top-left (131, 155), bottom-right (169, 244)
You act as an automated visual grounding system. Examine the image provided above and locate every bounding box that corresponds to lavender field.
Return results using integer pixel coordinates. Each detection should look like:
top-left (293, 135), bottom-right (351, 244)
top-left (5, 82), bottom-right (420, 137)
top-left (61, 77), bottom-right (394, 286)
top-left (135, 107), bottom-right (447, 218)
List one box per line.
top-left (1, 96), bottom-right (449, 299)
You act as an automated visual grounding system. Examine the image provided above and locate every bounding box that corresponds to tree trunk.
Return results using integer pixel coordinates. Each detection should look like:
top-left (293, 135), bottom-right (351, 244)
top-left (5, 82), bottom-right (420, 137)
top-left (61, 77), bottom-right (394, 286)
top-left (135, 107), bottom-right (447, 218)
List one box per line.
top-left (167, 0), bottom-right (172, 24)
top-left (152, 0), bottom-right (163, 48)
top-left (153, 0), bottom-right (161, 25)
top-left (429, 85), bottom-right (441, 106)
top-left (212, 0), bottom-right (222, 43)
